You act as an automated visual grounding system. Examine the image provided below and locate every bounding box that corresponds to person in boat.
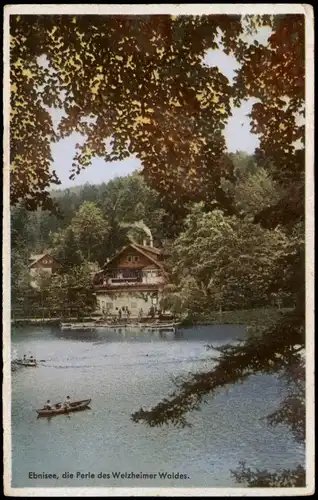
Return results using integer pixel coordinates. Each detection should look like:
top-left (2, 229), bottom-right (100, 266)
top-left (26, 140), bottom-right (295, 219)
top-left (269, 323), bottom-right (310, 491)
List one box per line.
top-left (63, 396), bottom-right (71, 409)
top-left (44, 400), bottom-right (52, 410)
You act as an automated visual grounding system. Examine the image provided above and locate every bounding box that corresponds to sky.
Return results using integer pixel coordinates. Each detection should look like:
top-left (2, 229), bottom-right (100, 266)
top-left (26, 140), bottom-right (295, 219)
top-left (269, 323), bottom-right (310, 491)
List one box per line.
top-left (50, 26), bottom-right (272, 189)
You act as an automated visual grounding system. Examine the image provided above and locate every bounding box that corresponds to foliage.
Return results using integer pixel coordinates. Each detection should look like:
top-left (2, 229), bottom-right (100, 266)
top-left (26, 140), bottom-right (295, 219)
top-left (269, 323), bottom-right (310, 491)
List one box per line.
top-left (221, 163), bottom-right (285, 219)
top-left (45, 264), bottom-right (96, 314)
top-left (70, 201), bottom-right (110, 263)
top-left (231, 462), bottom-right (305, 487)
top-left (234, 15), bottom-right (305, 228)
top-left (52, 226), bottom-right (84, 270)
top-left (131, 310), bottom-right (304, 424)
top-left (12, 172), bottom-right (172, 264)
top-left (162, 203), bottom-right (293, 313)
top-left (97, 172), bottom-right (170, 252)
top-left (11, 246), bottom-right (33, 307)
top-left (10, 14), bottom-right (244, 212)
top-left (13, 262), bottom-right (96, 316)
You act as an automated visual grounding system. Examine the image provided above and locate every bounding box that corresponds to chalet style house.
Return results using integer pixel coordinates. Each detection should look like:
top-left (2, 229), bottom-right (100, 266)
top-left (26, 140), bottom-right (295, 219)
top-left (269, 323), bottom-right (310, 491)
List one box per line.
top-left (93, 242), bottom-right (167, 317)
top-left (28, 253), bottom-right (61, 282)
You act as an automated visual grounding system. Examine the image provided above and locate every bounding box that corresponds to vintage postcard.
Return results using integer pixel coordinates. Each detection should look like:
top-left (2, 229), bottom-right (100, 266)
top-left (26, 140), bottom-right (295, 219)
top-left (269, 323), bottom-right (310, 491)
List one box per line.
top-left (3, 3), bottom-right (314, 497)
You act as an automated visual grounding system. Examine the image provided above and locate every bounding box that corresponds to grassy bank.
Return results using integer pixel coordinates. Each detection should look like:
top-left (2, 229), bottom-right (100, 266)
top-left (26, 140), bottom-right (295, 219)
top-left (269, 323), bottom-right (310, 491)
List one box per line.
top-left (180, 307), bottom-right (292, 328)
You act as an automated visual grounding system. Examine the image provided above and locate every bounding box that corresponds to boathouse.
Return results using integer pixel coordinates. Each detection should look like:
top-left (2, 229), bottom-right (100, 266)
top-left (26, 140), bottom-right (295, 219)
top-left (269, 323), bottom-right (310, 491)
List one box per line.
top-left (93, 241), bottom-right (167, 317)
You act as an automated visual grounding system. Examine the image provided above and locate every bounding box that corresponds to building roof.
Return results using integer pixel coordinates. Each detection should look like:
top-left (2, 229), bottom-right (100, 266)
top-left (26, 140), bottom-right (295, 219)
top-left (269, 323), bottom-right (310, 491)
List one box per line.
top-left (28, 252), bottom-right (59, 268)
top-left (134, 243), bottom-right (162, 256)
top-left (103, 243), bottom-right (164, 271)
top-left (29, 253), bottom-right (45, 261)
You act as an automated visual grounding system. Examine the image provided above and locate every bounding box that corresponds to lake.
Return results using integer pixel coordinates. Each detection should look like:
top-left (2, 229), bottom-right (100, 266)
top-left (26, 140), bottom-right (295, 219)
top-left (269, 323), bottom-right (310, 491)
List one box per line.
top-left (10, 324), bottom-right (304, 488)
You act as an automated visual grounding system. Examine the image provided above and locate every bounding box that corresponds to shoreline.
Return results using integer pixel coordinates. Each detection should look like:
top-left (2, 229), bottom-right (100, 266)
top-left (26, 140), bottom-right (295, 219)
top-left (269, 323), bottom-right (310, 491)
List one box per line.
top-left (11, 307), bottom-right (291, 328)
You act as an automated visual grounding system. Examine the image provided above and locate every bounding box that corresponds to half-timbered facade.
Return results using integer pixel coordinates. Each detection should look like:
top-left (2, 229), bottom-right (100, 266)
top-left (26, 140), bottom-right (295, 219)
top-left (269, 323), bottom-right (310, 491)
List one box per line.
top-left (93, 243), bottom-right (167, 317)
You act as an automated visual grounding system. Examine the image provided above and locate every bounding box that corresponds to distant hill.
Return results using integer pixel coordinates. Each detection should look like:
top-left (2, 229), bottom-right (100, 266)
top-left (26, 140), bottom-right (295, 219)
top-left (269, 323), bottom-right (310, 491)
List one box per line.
top-left (50, 183), bottom-right (94, 198)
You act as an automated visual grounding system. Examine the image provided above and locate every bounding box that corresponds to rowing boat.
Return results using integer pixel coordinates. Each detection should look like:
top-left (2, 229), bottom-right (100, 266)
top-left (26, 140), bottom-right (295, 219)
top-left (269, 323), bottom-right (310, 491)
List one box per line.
top-left (142, 322), bottom-right (181, 329)
top-left (36, 399), bottom-right (91, 417)
top-left (15, 359), bottom-right (37, 367)
top-left (60, 323), bottom-right (96, 331)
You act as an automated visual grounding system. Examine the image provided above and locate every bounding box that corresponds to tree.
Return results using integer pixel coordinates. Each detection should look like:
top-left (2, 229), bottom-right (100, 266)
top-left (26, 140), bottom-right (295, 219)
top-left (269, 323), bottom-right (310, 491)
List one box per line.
top-left (11, 246), bottom-right (32, 309)
top-left (162, 203), bottom-right (293, 316)
top-left (70, 201), bottom-right (110, 264)
top-left (52, 226), bottom-right (84, 270)
top-left (45, 263), bottom-right (96, 315)
top-left (10, 14), bottom-right (242, 212)
top-left (221, 153), bottom-right (285, 220)
top-left (234, 15), bottom-right (305, 228)
top-left (96, 173), bottom-right (171, 255)
top-left (11, 203), bottom-right (30, 251)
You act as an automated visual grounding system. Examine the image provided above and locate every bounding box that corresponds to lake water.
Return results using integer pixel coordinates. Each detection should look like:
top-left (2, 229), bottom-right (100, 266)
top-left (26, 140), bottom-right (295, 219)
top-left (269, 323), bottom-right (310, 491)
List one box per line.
top-left (10, 325), bottom-right (304, 488)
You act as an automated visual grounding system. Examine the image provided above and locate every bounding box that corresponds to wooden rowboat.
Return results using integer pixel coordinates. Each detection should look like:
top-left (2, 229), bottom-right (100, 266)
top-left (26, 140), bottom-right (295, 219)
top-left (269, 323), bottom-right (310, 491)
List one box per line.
top-left (60, 323), bottom-right (96, 331)
top-left (15, 359), bottom-right (37, 367)
top-left (143, 322), bottom-right (181, 329)
top-left (36, 399), bottom-right (91, 417)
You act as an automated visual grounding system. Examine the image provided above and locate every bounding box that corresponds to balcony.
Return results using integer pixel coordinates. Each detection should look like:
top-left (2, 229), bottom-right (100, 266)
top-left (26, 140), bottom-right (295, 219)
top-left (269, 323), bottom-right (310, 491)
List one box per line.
top-left (94, 272), bottom-right (165, 290)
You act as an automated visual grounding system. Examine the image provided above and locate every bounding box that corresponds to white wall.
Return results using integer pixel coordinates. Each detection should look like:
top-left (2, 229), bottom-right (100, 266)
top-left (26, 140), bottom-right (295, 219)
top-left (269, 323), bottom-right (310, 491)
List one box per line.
top-left (142, 272), bottom-right (165, 285)
top-left (96, 291), bottom-right (162, 316)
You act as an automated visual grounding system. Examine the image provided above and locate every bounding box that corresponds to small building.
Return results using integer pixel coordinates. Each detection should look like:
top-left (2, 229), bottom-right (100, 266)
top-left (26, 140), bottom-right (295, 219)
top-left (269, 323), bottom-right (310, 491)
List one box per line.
top-left (93, 242), bottom-right (167, 317)
top-left (28, 253), bottom-right (61, 283)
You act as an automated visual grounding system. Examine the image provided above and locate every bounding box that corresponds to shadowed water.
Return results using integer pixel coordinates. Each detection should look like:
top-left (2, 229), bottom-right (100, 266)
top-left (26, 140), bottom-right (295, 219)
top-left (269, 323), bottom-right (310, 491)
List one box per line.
top-left (10, 325), bottom-right (304, 488)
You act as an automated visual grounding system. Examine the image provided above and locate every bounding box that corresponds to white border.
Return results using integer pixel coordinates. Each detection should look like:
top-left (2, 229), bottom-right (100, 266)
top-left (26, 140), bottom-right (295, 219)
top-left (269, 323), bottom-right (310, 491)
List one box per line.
top-left (2, 4), bottom-right (311, 15)
top-left (3, 4), bottom-right (315, 497)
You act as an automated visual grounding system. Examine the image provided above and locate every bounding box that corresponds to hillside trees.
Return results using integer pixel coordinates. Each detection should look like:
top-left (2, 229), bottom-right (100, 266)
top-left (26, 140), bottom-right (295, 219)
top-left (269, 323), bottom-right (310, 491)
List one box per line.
top-left (52, 201), bottom-right (110, 267)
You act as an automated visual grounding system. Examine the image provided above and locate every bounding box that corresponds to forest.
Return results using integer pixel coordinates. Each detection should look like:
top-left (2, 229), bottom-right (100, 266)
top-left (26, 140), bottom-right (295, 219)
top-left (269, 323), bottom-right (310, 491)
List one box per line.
top-left (12, 150), bottom-right (297, 320)
top-left (9, 13), bottom-right (306, 487)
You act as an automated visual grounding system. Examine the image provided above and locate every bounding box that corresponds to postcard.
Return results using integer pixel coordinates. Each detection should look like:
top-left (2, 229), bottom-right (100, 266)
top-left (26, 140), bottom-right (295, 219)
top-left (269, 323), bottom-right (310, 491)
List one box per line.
top-left (3, 3), bottom-right (314, 497)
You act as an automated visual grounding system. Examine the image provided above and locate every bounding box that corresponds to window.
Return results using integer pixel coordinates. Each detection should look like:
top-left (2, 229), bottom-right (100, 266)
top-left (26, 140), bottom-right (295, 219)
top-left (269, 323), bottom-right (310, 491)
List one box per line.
top-left (131, 302), bottom-right (137, 309)
top-left (126, 255), bottom-right (140, 263)
top-left (106, 302), bottom-right (113, 310)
